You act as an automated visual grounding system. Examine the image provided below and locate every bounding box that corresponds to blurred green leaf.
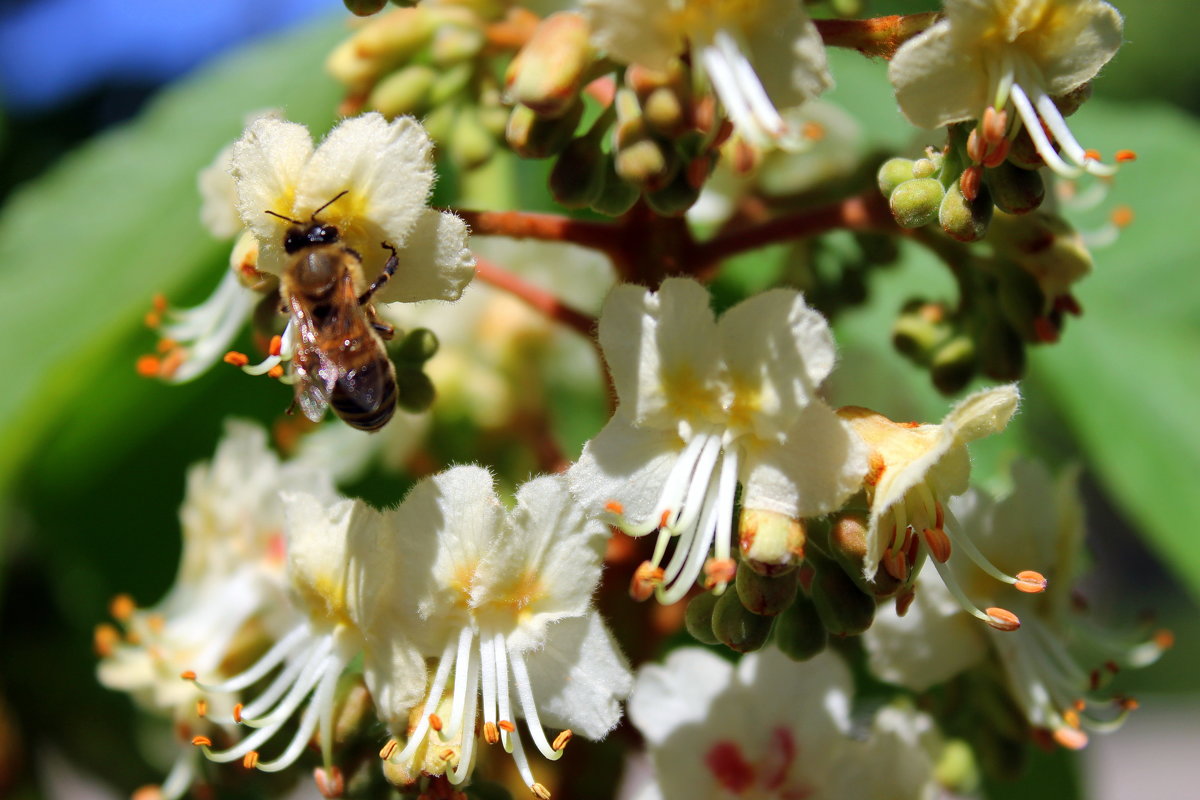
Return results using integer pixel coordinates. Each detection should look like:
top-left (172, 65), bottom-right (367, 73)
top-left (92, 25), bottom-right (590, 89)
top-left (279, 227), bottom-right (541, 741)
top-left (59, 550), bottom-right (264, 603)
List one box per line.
top-left (1029, 99), bottom-right (1200, 603)
top-left (0, 18), bottom-right (346, 505)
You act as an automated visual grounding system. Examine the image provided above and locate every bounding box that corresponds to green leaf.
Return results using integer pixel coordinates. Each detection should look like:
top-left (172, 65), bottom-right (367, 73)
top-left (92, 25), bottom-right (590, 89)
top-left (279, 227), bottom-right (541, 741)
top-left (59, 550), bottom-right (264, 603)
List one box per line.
top-left (1029, 99), bottom-right (1200, 602)
top-left (0, 18), bottom-right (347, 499)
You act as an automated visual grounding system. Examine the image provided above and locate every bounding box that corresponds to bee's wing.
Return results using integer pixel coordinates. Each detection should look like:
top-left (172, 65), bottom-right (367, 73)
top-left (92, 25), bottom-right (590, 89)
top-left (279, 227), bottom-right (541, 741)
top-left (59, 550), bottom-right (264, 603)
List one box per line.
top-left (287, 292), bottom-right (341, 423)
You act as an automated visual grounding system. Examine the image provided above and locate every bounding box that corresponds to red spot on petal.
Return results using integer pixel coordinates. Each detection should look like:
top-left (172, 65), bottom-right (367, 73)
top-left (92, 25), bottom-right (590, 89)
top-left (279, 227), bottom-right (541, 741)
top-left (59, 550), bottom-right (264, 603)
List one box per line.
top-left (760, 727), bottom-right (796, 790)
top-left (705, 741), bottom-right (755, 793)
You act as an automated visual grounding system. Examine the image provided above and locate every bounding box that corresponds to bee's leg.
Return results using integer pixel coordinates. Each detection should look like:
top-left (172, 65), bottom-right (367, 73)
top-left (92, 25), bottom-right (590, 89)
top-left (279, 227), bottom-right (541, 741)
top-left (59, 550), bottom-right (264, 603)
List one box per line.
top-left (367, 306), bottom-right (396, 340)
top-left (359, 242), bottom-right (398, 304)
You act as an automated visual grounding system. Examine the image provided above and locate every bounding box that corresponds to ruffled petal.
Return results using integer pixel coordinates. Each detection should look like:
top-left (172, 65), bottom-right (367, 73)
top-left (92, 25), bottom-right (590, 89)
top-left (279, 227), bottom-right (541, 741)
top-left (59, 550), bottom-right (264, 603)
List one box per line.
top-left (231, 117), bottom-right (313, 271)
top-left (1028, 0), bottom-right (1124, 95)
top-left (889, 21), bottom-right (987, 128)
top-left (373, 208), bottom-right (475, 304)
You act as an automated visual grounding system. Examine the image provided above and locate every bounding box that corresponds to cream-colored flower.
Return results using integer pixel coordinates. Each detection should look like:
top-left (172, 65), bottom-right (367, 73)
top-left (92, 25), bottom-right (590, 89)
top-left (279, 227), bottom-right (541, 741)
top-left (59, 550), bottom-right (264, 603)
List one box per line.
top-left (586, 0), bottom-right (832, 149)
top-left (889, 0), bottom-right (1124, 177)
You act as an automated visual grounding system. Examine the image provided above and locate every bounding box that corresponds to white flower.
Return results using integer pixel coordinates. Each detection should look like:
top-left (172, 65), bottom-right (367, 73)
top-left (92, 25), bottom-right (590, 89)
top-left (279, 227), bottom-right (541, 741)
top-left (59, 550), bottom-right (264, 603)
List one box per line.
top-left (863, 461), bottom-right (1169, 750)
top-left (380, 467), bottom-right (632, 798)
top-left (889, 0), bottom-right (1125, 177)
top-left (838, 385), bottom-right (1047, 630)
top-left (568, 278), bottom-right (866, 603)
top-left (585, 0), bottom-right (832, 149)
top-left (97, 421), bottom-right (337, 799)
top-left (626, 646), bottom-right (940, 799)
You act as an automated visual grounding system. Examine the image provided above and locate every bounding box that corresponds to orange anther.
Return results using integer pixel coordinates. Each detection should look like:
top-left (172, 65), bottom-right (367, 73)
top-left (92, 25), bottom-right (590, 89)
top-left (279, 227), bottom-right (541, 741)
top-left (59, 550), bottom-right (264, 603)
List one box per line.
top-left (1154, 629), bottom-right (1175, 649)
top-left (483, 722), bottom-right (500, 744)
top-left (1083, 149), bottom-right (1102, 162)
top-left (180, 670), bottom-right (197, 681)
top-left (267, 365), bottom-right (285, 379)
top-left (895, 589), bottom-right (916, 617)
top-left (703, 558), bottom-right (737, 589)
top-left (966, 128), bottom-right (985, 163)
top-left (630, 561), bottom-right (665, 602)
top-left (882, 547), bottom-right (908, 582)
top-left (1118, 696), bottom-right (1140, 711)
top-left (659, 510), bottom-right (672, 529)
top-left (146, 614), bottom-right (165, 634)
top-left (934, 502), bottom-right (945, 531)
top-left (195, 699), bottom-right (207, 718)
top-left (155, 338), bottom-right (177, 355)
top-left (801, 121), bottom-right (825, 141)
top-left (552, 729), bottom-right (573, 751)
top-left (144, 311), bottom-right (161, 328)
top-left (243, 751), bottom-right (259, 769)
top-left (109, 593), bottom-right (136, 621)
top-left (604, 500), bottom-right (624, 515)
top-left (191, 736), bottom-right (212, 747)
top-left (1033, 317), bottom-right (1060, 343)
top-left (985, 607), bottom-right (1021, 631)
top-left (223, 351), bottom-right (250, 367)
top-left (498, 720), bottom-right (516, 733)
top-left (1062, 709), bottom-right (1081, 729)
top-left (1115, 149), bottom-right (1137, 162)
top-left (1111, 205), bottom-right (1134, 228)
top-left (960, 165), bottom-right (982, 202)
top-left (531, 783), bottom-right (552, 800)
top-left (268, 334), bottom-right (283, 357)
top-left (93, 624), bottom-right (119, 657)
top-left (153, 293), bottom-right (168, 312)
top-left (379, 739), bottom-right (398, 760)
top-left (1072, 699), bottom-right (1087, 712)
top-left (1052, 726), bottom-right (1088, 750)
top-left (429, 713), bottom-right (443, 732)
top-left (314, 765), bottom-right (345, 799)
top-left (233, 703), bottom-right (244, 723)
top-left (159, 349), bottom-right (185, 379)
top-left (922, 528), bottom-right (952, 563)
top-left (136, 355), bottom-right (162, 377)
top-left (132, 784), bottom-right (164, 800)
top-left (982, 137), bottom-right (1010, 168)
top-left (1015, 570), bottom-right (1048, 593)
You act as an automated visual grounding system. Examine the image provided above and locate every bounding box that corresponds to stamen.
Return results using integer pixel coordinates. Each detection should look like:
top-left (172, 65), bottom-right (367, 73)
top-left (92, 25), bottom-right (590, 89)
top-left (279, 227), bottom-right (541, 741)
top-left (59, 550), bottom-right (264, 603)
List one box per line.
top-left (659, 510), bottom-right (671, 529)
top-left (181, 671), bottom-right (197, 681)
top-left (552, 730), bottom-right (573, 752)
top-left (960, 166), bottom-right (983, 202)
top-left (269, 335), bottom-right (283, 357)
top-left (922, 528), bottom-right (952, 563)
top-left (136, 355), bottom-right (162, 377)
top-left (703, 558), bottom-right (737, 590)
top-left (630, 561), bottom-right (665, 601)
top-left (882, 546), bottom-right (908, 582)
top-left (1154, 629), bottom-right (1175, 649)
top-left (192, 736), bottom-right (213, 747)
top-left (243, 751), bottom-right (259, 769)
top-left (1033, 317), bottom-right (1060, 343)
top-left (531, 784), bottom-right (552, 800)
top-left (233, 704), bottom-right (244, 723)
top-left (93, 624), bottom-right (119, 657)
top-left (1083, 149), bottom-right (1102, 162)
top-left (1115, 150), bottom-right (1137, 162)
top-left (430, 713), bottom-right (444, 732)
top-left (985, 607), bottom-right (1021, 632)
top-left (801, 121), bottom-right (824, 141)
top-left (604, 500), bottom-right (624, 515)
top-left (1015, 570), bottom-right (1048, 593)
top-left (1052, 727), bottom-right (1088, 750)
top-left (895, 589), bottom-right (916, 617)
top-left (314, 765), bottom-right (345, 798)
top-left (379, 739), bottom-right (398, 760)
top-left (109, 593), bottom-right (136, 621)
top-left (1032, 90), bottom-right (1117, 177)
top-left (1111, 206), bottom-right (1134, 228)
top-left (195, 699), bottom-right (207, 718)
top-left (1008, 83), bottom-right (1084, 178)
top-left (484, 722), bottom-right (500, 744)
top-left (267, 365), bottom-right (284, 379)
top-left (509, 649), bottom-right (565, 761)
top-left (499, 720), bottom-right (516, 732)
top-left (395, 637), bottom-right (457, 765)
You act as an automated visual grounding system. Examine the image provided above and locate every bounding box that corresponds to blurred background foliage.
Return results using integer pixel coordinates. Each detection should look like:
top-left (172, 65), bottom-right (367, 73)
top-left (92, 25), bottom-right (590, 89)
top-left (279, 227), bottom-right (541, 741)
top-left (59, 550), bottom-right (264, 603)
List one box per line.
top-left (0, 0), bottom-right (1196, 798)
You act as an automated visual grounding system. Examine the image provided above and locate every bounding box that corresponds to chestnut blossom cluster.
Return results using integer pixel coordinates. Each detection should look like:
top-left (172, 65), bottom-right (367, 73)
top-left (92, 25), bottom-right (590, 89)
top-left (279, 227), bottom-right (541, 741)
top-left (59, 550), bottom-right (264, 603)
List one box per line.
top-left (98, 2), bottom-right (1164, 799)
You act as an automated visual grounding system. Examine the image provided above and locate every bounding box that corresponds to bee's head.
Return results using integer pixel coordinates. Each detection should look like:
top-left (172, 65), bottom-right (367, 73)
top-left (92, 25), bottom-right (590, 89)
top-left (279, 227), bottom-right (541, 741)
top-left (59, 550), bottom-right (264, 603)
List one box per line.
top-left (282, 223), bottom-right (340, 254)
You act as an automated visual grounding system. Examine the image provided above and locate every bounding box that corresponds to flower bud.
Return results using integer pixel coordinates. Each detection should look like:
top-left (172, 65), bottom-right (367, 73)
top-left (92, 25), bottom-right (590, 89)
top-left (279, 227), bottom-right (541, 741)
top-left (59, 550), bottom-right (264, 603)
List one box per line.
top-left (939, 178), bottom-right (992, 242)
top-left (421, 101), bottom-right (457, 143)
top-left (615, 135), bottom-right (676, 191)
top-left (929, 335), bottom-right (977, 395)
top-left (429, 62), bottom-right (474, 107)
top-left (326, 8), bottom-right (435, 92)
top-left (449, 107), bottom-right (497, 170)
top-left (735, 564), bottom-right (799, 616)
top-left (367, 64), bottom-right (437, 118)
top-left (773, 591), bottom-right (827, 661)
top-left (506, 101), bottom-right (583, 159)
top-left (889, 177), bottom-right (944, 228)
top-left (343, 0), bottom-right (387, 16)
top-left (429, 21), bottom-right (484, 68)
top-left (396, 328), bottom-right (439, 364)
top-left (684, 590), bottom-right (721, 645)
top-left (333, 676), bottom-right (374, 743)
top-left (977, 317), bottom-right (1025, 381)
top-left (590, 155), bottom-right (640, 216)
top-left (877, 157), bottom-right (915, 198)
top-left (986, 160), bottom-right (1044, 215)
top-left (809, 555), bottom-right (875, 636)
top-left (892, 299), bottom-right (950, 360)
top-left (934, 739), bottom-right (981, 795)
top-left (549, 135), bottom-right (607, 209)
top-left (911, 157), bottom-right (937, 179)
top-left (711, 585), bottom-right (774, 653)
top-left (1006, 126), bottom-right (1046, 170)
top-left (644, 167), bottom-right (701, 216)
top-left (506, 12), bottom-right (593, 119)
top-left (990, 211), bottom-right (1092, 299)
top-left (738, 508), bottom-right (805, 576)
top-left (396, 366), bottom-right (436, 412)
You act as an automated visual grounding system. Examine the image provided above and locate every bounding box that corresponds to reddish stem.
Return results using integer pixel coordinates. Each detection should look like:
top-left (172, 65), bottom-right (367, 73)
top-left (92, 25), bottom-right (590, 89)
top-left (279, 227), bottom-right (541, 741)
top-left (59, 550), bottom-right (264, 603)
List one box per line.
top-left (814, 13), bottom-right (942, 60)
top-left (473, 256), bottom-right (597, 340)
top-left (458, 208), bottom-right (623, 258)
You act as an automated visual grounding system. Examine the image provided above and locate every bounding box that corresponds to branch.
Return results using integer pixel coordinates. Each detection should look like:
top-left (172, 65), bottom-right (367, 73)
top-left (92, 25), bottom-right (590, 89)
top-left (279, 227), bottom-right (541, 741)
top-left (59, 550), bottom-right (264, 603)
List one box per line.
top-left (457, 208), bottom-right (623, 257)
top-left (815, 13), bottom-right (941, 60)
top-left (473, 256), bottom-right (597, 340)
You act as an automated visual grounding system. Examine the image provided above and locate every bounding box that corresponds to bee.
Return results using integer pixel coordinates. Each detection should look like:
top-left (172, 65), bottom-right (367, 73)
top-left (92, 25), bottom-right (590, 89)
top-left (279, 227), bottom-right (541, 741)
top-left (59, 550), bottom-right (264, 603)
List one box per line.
top-left (266, 191), bottom-right (399, 432)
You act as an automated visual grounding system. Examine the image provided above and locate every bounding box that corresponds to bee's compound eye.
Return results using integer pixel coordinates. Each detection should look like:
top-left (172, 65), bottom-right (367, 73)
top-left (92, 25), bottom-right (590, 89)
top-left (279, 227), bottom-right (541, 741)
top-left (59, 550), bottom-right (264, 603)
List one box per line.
top-left (283, 229), bottom-right (308, 254)
top-left (316, 225), bottom-right (339, 243)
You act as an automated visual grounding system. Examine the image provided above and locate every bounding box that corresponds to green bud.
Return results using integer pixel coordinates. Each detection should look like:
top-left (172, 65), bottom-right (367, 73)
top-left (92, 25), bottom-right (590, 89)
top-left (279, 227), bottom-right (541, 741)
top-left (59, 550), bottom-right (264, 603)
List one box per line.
top-left (877, 157), bottom-right (915, 198)
top-left (809, 556), bottom-right (875, 636)
top-left (344, 0), bottom-right (387, 15)
top-left (712, 586), bottom-right (774, 653)
top-left (929, 335), bottom-right (977, 395)
top-left (642, 86), bottom-right (688, 138)
top-left (738, 508), bottom-right (805, 576)
top-left (889, 177), bottom-right (944, 229)
top-left (396, 327), bottom-right (439, 364)
top-left (939, 179), bottom-right (992, 242)
top-left (422, 101), bottom-right (458, 143)
top-left (505, 101), bottom-right (583, 159)
top-left (684, 591), bottom-right (721, 645)
top-left (644, 166), bottom-right (700, 216)
top-left (892, 299), bottom-right (950, 360)
top-left (429, 62), bottom-right (474, 107)
top-left (773, 590), bottom-right (827, 661)
top-left (477, 103), bottom-right (511, 139)
top-left (615, 136), bottom-right (676, 191)
top-left (590, 154), bottom-right (640, 217)
top-left (549, 136), bottom-right (608, 209)
top-left (326, 8), bottom-right (435, 92)
top-left (1006, 126), bottom-right (1045, 170)
top-left (977, 317), bottom-right (1025, 382)
top-left (429, 22), bottom-right (484, 67)
top-left (449, 107), bottom-right (497, 171)
top-left (736, 565), bottom-right (798, 616)
top-left (506, 12), bottom-right (593, 119)
top-left (987, 160), bottom-right (1044, 215)
top-left (934, 739), bottom-right (981, 795)
top-left (911, 157), bottom-right (937, 178)
top-left (367, 64), bottom-right (437, 118)
top-left (396, 367), bottom-right (436, 412)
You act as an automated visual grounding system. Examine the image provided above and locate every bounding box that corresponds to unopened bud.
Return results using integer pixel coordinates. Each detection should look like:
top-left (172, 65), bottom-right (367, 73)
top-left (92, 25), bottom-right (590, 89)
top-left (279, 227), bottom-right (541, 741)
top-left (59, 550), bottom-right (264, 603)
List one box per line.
top-left (683, 590), bottom-right (721, 644)
top-left (642, 86), bottom-right (688, 138)
top-left (615, 136), bottom-right (676, 191)
top-left (934, 738), bottom-right (981, 794)
top-left (326, 9), bottom-right (435, 92)
top-left (429, 62), bottom-right (473, 107)
top-left (333, 677), bottom-right (373, 743)
top-left (990, 211), bottom-right (1092, 299)
top-left (911, 158), bottom-right (937, 179)
top-left (449, 107), bottom-right (497, 170)
top-left (774, 591), bottom-right (827, 661)
top-left (549, 136), bottom-right (607, 209)
top-left (877, 157), bottom-right (915, 198)
top-left (644, 167), bottom-right (701, 216)
top-left (738, 508), bottom-right (805, 575)
top-left (396, 328), bottom-right (439, 363)
top-left (735, 564), bottom-right (799, 616)
top-left (809, 556), bottom-right (875, 636)
top-left (889, 177), bottom-right (944, 229)
top-left (977, 317), bottom-right (1025, 382)
top-left (892, 299), bottom-right (951, 360)
top-left (344, 0), bottom-right (387, 16)
top-left (396, 367), bottom-right (436, 412)
top-left (987, 160), bottom-right (1044, 215)
top-left (429, 22), bottom-right (484, 68)
top-left (590, 155), bottom-right (640, 216)
top-left (507, 12), bottom-right (593, 118)
top-left (1006, 126), bottom-right (1046, 170)
top-left (506, 101), bottom-right (583, 159)
top-left (939, 178), bottom-right (993, 242)
top-left (367, 64), bottom-right (437, 118)
top-left (711, 585), bottom-right (774, 653)
top-left (930, 335), bottom-right (977, 395)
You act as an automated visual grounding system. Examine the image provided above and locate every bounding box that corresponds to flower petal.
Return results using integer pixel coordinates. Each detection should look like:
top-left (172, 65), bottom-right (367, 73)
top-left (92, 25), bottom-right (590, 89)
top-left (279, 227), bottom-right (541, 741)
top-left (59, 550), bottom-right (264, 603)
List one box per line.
top-left (231, 117), bottom-right (314, 274)
top-left (745, 0), bottom-right (832, 108)
top-left (584, 0), bottom-right (681, 71)
top-left (373, 208), bottom-right (475, 304)
top-left (889, 21), bottom-right (987, 128)
top-left (628, 647), bottom-right (734, 746)
top-left (567, 410), bottom-right (682, 523)
top-left (1029, 0), bottom-right (1124, 95)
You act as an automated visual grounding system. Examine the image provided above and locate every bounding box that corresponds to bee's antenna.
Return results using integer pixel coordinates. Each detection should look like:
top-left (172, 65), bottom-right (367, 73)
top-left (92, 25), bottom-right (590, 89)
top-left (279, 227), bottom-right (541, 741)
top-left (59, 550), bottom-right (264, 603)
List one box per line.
top-left (311, 190), bottom-right (349, 220)
top-left (264, 209), bottom-right (305, 225)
